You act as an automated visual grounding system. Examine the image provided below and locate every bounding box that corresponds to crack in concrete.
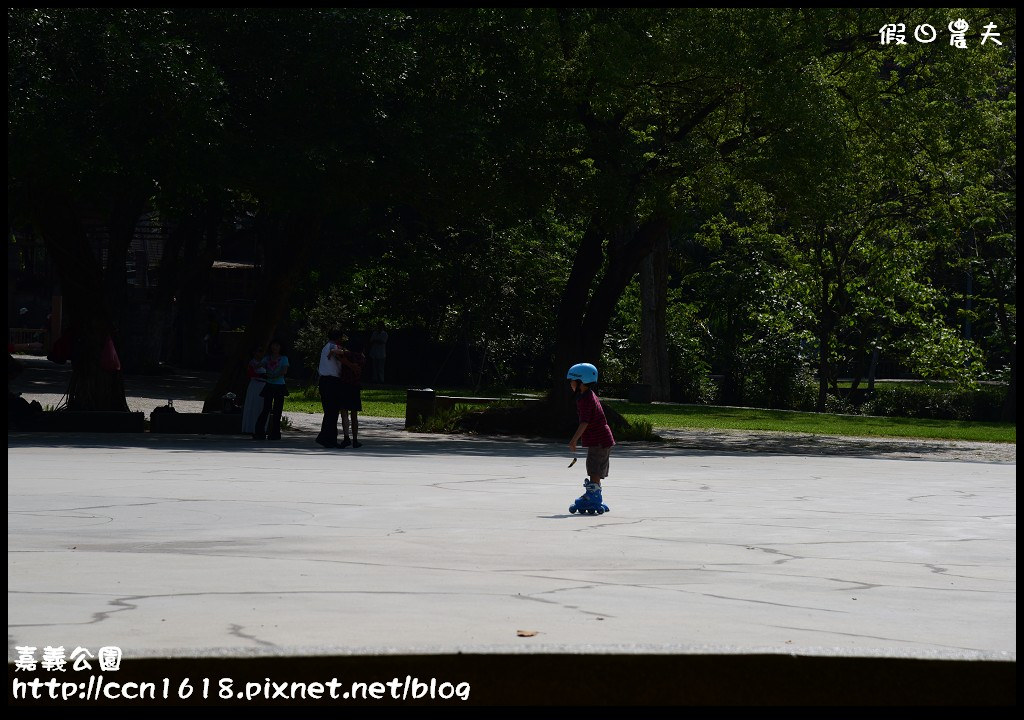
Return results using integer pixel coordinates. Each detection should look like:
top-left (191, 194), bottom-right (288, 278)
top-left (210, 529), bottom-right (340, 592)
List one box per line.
top-left (514, 591), bottom-right (612, 618)
top-left (228, 623), bottom-right (278, 648)
top-left (89, 595), bottom-right (143, 625)
top-left (767, 624), bottom-right (995, 653)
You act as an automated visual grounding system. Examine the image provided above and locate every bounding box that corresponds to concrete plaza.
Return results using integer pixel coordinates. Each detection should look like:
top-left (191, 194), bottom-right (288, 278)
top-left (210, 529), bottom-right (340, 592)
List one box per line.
top-left (9, 429), bottom-right (1015, 667)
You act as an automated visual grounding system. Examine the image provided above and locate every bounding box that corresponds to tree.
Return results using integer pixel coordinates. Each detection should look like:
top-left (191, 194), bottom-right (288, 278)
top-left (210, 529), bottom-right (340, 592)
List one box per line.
top-left (9, 8), bottom-right (224, 409)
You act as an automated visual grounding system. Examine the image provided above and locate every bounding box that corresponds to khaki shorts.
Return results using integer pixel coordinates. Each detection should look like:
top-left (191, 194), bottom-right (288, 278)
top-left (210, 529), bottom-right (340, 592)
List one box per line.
top-left (586, 445), bottom-right (611, 479)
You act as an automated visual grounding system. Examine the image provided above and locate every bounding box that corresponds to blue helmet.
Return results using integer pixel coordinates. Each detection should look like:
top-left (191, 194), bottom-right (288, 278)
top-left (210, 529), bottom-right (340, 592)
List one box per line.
top-left (566, 363), bottom-right (598, 384)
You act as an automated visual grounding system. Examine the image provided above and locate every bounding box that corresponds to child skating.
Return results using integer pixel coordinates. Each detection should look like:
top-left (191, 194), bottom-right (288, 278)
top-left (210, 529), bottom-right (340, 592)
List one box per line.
top-left (566, 363), bottom-right (614, 515)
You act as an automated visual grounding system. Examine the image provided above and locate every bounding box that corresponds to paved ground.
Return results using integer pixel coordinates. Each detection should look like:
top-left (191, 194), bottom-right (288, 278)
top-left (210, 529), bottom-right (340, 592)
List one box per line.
top-left (8, 438), bottom-right (1015, 661)
top-left (7, 358), bottom-right (1016, 668)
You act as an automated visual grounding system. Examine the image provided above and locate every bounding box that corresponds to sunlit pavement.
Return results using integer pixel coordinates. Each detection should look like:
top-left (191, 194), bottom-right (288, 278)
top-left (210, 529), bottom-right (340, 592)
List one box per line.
top-left (8, 431), bottom-right (1014, 662)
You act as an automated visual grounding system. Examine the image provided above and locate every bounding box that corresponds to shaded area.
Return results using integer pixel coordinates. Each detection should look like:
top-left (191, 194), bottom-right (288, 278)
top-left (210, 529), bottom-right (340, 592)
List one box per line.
top-left (9, 356), bottom-right (216, 406)
top-left (6, 428), bottom-right (1015, 464)
top-left (8, 355), bottom-right (1015, 463)
top-left (654, 428), bottom-right (1016, 465)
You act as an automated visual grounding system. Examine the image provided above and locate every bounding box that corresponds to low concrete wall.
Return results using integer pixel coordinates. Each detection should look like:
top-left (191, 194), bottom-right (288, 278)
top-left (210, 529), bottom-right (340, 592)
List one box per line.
top-left (405, 389), bottom-right (543, 428)
top-left (30, 411), bottom-right (145, 433)
top-left (150, 412), bottom-right (241, 434)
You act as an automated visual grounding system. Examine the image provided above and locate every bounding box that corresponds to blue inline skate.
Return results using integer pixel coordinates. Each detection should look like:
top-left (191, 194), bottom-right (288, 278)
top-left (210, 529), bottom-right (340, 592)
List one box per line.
top-left (568, 480), bottom-right (609, 515)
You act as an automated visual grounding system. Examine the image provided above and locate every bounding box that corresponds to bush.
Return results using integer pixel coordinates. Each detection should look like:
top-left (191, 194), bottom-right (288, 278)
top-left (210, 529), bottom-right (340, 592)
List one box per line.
top-left (823, 393), bottom-right (857, 415)
top-left (411, 405), bottom-right (475, 433)
top-left (616, 418), bottom-right (659, 441)
top-left (740, 332), bottom-right (813, 410)
top-left (863, 383), bottom-right (1007, 421)
top-left (791, 374), bottom-right (820, 412)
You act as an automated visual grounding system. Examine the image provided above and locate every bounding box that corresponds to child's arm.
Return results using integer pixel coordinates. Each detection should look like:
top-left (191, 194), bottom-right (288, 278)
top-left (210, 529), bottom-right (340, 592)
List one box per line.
top-left (569, 422), bottom-right (588, 452)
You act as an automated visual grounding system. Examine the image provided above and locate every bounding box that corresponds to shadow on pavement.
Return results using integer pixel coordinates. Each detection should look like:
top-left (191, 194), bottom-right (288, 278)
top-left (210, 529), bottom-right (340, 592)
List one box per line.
top-left (10, 356), bottom-right (1012, 463)
top-left (6, 429), bottom-right (1010, 464)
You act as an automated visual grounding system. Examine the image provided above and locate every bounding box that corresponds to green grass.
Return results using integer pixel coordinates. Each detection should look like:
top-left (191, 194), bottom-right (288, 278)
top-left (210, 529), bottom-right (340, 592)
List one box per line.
top-left (283, 386), bottom-right (535, 418)
top-left (284, 387), bottom-right (408, 418)
top-left (606, 402), bottom-right (1016, 444)
top-left (283, 386), bottom-right (1016, 443)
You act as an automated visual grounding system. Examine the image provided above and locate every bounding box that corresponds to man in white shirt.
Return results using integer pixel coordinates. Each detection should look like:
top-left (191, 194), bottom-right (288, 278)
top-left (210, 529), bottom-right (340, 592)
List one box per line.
top-left (315, 329), bottom-right (346, 448)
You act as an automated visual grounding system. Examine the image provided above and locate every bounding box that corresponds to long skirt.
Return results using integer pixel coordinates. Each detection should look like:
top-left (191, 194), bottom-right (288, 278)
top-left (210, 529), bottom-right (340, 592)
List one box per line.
top-left (242, 379), bottom-right (266, 434)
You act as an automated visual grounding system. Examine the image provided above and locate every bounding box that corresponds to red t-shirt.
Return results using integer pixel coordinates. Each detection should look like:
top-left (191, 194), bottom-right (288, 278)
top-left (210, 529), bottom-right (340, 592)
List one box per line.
top-left (340, 350), bottom-right (366, 385)
top-left (577, 390), bottom-right (615, 448)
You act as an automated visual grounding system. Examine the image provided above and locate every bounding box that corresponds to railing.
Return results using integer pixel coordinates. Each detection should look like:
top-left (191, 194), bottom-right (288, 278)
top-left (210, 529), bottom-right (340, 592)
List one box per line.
top-left (8, 328), bottom-right (47, 353)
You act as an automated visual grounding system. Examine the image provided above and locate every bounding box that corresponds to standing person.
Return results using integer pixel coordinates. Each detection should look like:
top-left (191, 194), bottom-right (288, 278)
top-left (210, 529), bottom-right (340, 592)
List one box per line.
top-left (566, 363), bottom-right (614, 515)
top-left (338, 337), bottom-right (367, 448)
top-left (368, 323), bottom-right (388, 384)
top-left (253, 340), bottom-right (289, 441)
top-left (242, 345), bottom-right (268, 435)
top-left (315, 329), bottom-right (346, 449)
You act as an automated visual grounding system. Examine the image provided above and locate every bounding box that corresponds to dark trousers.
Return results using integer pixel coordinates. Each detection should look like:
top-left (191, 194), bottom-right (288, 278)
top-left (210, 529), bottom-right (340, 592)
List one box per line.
top-left (317, 375), bottom-right (343, 444)
top-left (255, 385), bottom-right (286, 440)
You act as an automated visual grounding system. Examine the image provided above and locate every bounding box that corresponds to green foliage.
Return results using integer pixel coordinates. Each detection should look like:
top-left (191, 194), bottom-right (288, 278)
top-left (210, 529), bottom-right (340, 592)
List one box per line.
top-left (8, 8), bottom-right (226, 204)
top-left (7, 8), bottom-right (1016, 417)
top-left (680, 215), bottom-right (815, 407)
top-left (603, 279), bottom-right (715, 402)
top-left (410, 405), bottom-right (477, 434)
top-left (863, 383), bottom-right (1007, 422)
top-left (616, 418), bottom-right (658, 442)
top-left (293, 218), bottom-right (575, 384)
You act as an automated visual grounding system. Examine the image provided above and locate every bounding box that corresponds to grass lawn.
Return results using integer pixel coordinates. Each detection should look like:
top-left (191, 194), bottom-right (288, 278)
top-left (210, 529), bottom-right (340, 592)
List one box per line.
top-left (283, 387), bottom-right (1016, 444)
top-left (606, 402), bottom-right (1016, 444)
top-left (282, 387), bottom-right (532, 418)
top-left (284, 387), bottom-right (408, 418)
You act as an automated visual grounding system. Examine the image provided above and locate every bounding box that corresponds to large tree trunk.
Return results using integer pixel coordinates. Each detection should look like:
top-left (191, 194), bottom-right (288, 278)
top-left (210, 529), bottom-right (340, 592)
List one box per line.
top-left (202, 211), bottom-right (320, 412)
top-left (640, 232), bottom-right (671, 401)
top-left (103, 196), bottom-right (145, 327)
top-left (551, 224), bottom-right (605, 383)
top-left (103, 194), bottom-right (146, 370)
top-left (548, 217), bottom-right (667, 430)
top-left (33, 194), bottom-right (129, 411)
top-left (154, 205), bottom-right (221, 367)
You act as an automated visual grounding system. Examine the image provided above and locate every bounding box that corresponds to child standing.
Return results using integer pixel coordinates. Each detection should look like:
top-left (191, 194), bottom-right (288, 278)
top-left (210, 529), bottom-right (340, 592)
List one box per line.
top-left (566, 362), bottom-right (614, 514)
top-left (337, 337), bottom-right (367, 448)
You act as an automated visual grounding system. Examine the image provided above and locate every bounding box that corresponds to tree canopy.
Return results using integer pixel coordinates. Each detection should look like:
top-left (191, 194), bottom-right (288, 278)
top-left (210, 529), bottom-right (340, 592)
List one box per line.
top-left (8, 8), bottom-right (1015, 418)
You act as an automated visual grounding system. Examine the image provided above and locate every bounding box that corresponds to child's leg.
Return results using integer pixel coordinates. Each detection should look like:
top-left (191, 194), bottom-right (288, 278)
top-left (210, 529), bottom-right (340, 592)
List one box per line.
top-left (586, 446), bottom-right (610, 485)
top-left (351, 411), bottom-right (361, 447)
top-left (571, 447), bottom-right (610, 514)
top-left (340, 410), bottom-right (350, 438)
